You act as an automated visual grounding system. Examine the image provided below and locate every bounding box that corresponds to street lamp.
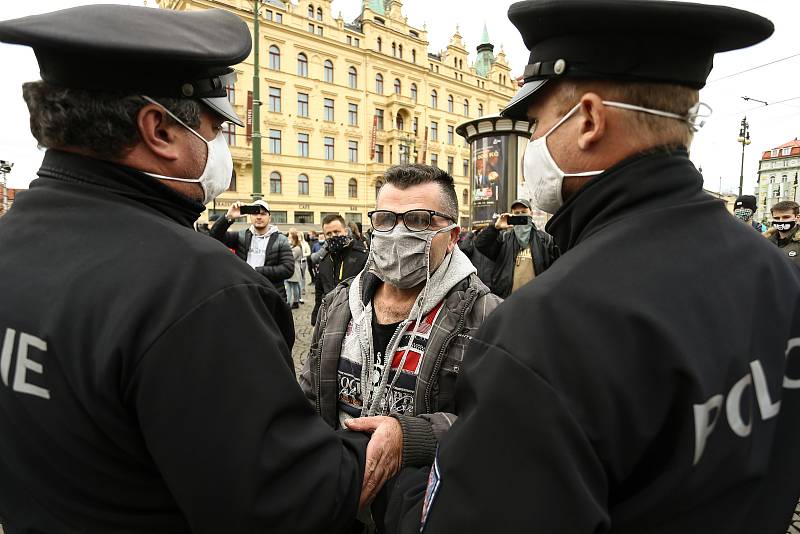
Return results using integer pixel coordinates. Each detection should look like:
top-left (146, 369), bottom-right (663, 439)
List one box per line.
top-left (251, 0), bottom-right (264, 201)
top-left (0, 159), bottom-right (13, 214)
top-left (737, 116), bottom-right (751, 197)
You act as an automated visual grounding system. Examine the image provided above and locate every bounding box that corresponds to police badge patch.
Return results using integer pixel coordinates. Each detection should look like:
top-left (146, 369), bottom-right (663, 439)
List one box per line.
top-left (420, 454), bottom-right (441, 531)
top-left (789, 251), bottom-right (797, 257)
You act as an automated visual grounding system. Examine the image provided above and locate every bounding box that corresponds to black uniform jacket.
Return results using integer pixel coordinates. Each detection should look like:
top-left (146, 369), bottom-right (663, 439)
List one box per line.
top-left (0, 150), bottom-right (366, 534)
top-left (390, 148), bottom-right (800, 533)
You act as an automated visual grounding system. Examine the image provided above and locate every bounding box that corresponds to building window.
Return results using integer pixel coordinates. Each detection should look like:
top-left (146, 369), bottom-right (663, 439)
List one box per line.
top-left (347, 35), bottom-right (352, 45)
top-left (222, 122), bottom-right (236, 146)
top-left (397, 115), bottom-right (404, 131)
top-left (294, 211), bottom-right (314, 224)
top-left (316, 26), bottom-right (323, 36)
top-left (348, 67), bottom-right (358, 88)
top-left (410, 83), bottom-right (417, 102)
top-left (271, 210), bottom-right (287, 223)
top-left (348, 103), bottom-right (358, 126)
top-left (463, 159), bottom-right (469, 176)
top-left (463, 99), bottom-right (470, 116)
top-left (324, 176), bottom-right (335, 196)
top-left (478, 103), bottom-right (484, 117)
top-left (782, 147), bottom-right (792, 156)
top-left (375, 73), bottom-right (384, 94)
top-left (430, 121), bottom-right (438, 141)
top-left (308, 4), bottom-right (314, 18)
top-left (324, 137), bottom-right (334, 160)
top-left (298, 174), bottom-right (309, 195)
top-left (462, 188), bottom-right (468, 205)
top-left (431, 153), bottom-right (438, 168)
top-left (324, 98), bottom-right (334, 121)
top-left (268, 87), bottom-right (281, 112)
top-left (297, 93), bottom-right (309, 117)
top-left (297, 53), bottom-right (308, 77)
top-left (447, 125), bottom-right (454, 144)
top-left (349, 178), bottom-right (358, 198)
top-left (268, 129), bottom-right (281, 154)
top-left (411, 49), bottom-right (416, 63)
top-left (275, 13), bottom-right (283, 23)
top-left (398, 44), bottom-right (403, 59)
top-left (412, 117), bottom-right (418, 136)
top-left (375, 179), bottom-right (384, 199)
top-left (265, 9), bottom-right (273, 21)
top-left (349, 140), bottom-right (359, 163)
top-left (375, 144), bottom-right (384, 163)
top-left (771, 149), bottom-right (779, 157)
top-left (270, 171), bottom-right (282, 194)
top-left (394, 78), bottom-right (401, 95)
top-left (447, 156), bottom-right (454, 175)
top-left (377, 37), bottom-right (382, 52)
top-left (268, 45), bottom-right (280, 70)
top-left (308, 23), bottom-right (314, 33)
top-left (323, 60), bottom-right (334, 83)
top-left (448, 94), bottom-right (454, 112)
top-left (297, 133), bottom-right (310, 157)
top-left (392, 42), bottom-right (397, 57)
top-left (431, 90), bottom-right (438, 108)
top-left (316, 7), bottom-right (323, 20)
top-left (375, 108), bottom-right (385, 130)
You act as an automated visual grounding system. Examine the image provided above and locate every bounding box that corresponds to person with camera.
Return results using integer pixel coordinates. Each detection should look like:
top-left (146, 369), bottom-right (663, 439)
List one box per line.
top-left (474, 198), bottom-right (558, 298)
top-left (310, 214), bottom-right (368, 325)
top-left (210, 199), bottom-right (295, 302)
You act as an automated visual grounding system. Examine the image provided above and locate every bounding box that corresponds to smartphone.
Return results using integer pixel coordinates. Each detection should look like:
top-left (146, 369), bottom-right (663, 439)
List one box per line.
top-left (240, 205), bottom-right (262, 215)
top-left (507, 215), bottom-right (530, 225)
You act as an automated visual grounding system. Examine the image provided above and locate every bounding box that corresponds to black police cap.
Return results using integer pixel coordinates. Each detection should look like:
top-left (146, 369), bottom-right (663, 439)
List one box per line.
top-left (0, 5), bottom-right (251, 126)
top-left (501, 0), bottom-right (774, 120)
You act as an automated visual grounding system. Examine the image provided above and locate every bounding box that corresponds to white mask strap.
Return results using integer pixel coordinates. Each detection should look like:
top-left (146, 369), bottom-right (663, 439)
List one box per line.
top-left (542, 103), bottom-right (582, 138)
top-left (141, 95), bottom-right (207, 144)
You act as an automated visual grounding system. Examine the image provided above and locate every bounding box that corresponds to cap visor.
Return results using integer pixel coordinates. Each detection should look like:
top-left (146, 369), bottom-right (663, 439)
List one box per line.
top-left (202, 95), bottom-right (243, 127)
top-left (500, 79), bottom-right (548, 120)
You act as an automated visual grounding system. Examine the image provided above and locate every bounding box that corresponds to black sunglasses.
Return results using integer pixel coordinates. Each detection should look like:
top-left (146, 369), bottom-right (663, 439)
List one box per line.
top-left (367, 209), bottom-right (455, 232)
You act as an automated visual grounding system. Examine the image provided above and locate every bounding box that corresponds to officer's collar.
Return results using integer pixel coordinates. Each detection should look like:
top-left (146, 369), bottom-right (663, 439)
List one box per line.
top-left (36, 149), bottom-right (205, 227)
top-left (545, 146), bottom-right (700, 253)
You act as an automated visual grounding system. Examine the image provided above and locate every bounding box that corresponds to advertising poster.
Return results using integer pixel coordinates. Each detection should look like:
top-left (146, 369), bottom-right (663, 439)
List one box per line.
top-left (472, 135), bottom-right (507, 226)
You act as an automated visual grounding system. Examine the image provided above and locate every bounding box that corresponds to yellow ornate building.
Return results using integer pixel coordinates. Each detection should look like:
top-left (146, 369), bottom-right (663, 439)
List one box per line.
top-left (157, 0), bottom-right (518, 230)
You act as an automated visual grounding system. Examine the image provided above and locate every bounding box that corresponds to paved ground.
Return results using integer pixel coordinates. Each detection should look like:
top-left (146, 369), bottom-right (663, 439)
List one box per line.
top-left (289, 280), bottom-right (315, 376)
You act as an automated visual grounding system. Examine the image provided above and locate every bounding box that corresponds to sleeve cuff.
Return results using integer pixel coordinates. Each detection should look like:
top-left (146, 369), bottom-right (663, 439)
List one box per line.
top-left (391, 414), bottom-right (437, 468)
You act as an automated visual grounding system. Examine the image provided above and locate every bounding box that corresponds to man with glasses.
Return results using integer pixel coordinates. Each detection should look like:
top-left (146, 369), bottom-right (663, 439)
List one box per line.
top-left (299, 164), bottom-right (501, 519)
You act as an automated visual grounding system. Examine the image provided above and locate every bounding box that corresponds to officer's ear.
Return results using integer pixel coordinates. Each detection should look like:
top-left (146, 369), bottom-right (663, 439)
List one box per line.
top-left (575, 93), bottom-right (607, 151)
top-left (136, 103), bottom-right (184, 162)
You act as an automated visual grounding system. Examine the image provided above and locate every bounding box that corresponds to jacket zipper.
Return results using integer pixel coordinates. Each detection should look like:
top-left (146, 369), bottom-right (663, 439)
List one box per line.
top-left (424, 286), bottom-right (480, 413)
top-left (315, 298), bottom-right (329, 417)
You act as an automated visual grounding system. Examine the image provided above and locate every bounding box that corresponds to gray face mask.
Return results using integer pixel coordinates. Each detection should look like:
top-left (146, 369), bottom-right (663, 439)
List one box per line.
top-left (370, 223), bottom-right (457, 289)
top-left (513, 223), bottom-right (533, 247)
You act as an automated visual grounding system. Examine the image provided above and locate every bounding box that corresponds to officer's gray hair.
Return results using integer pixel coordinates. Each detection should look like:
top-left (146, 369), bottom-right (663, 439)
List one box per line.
top-left (22, 80), bottom-right (202, 160)
top-left (552, 80), bottom-right (699, 148)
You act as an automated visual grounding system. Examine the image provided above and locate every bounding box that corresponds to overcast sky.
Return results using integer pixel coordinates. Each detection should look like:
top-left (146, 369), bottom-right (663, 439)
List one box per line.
top-left (1, 0), bottom-right (799, 195)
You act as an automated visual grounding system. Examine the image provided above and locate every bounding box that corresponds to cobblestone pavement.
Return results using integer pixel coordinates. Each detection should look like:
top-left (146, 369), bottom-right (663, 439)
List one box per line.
top-left (289, 282), bottom-right (315, 376)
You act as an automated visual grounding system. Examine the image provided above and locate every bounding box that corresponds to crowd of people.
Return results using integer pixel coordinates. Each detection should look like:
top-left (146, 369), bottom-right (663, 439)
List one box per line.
top-left (0, 1), bottom-right (799, 534)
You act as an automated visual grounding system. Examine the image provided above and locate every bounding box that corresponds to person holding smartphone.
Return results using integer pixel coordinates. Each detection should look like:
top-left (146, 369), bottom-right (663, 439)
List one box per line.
top-left (473, 198), bottom-right (558, 298)
top-left (210, 199), bottom-right (295, 302)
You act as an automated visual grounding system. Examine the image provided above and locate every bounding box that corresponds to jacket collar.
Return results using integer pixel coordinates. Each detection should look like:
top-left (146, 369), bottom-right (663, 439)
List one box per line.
top-left (35, 149), bottom-right (205, 227)
top-left (545, 147), bottom-right (703, 253)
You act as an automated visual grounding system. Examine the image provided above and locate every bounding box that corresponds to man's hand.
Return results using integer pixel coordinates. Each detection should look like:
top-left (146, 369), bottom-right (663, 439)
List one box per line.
top-left (495, 213), bottom-right (511, 230)
top-left (344, 416), bottom-right (403, 508)
top-left (226, 201), bottom-right (243, 219)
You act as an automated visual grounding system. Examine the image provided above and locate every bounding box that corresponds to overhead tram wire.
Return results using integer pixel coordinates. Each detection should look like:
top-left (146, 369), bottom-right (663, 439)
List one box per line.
top-left (707, 52), bottom-right (800, 84)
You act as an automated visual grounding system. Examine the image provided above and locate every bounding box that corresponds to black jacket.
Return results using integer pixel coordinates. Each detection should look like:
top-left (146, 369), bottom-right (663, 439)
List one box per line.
top-left (391, 149), bottom-right (800, 533)
top-left (458, 232), bottom-right (495, 291)
top-left (209, 216), bottom-right (295, 301)
top-left (0, 150), bottom-right (367, 534)
top-left (311, 239), bottom-right (368, 325)
top-left (473, 221), bottom-right (557, 298)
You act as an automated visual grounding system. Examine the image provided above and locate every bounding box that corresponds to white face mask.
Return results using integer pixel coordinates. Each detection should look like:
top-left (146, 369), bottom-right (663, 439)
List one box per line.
top-left (370, 223), bottom-right (457, 289)
top-left (523, 100), bottom-right (711, 214)
top-left (140, 95), bottom-right (233, 205)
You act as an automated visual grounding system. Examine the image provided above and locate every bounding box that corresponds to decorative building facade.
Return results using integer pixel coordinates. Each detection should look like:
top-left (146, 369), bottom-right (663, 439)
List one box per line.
top-left (157, 0), bottom-right (518, 230)
top-left (756, 139), bottom-right (800, 221)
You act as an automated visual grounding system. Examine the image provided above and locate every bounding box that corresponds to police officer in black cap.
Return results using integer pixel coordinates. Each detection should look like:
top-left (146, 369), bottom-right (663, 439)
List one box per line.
top-left (385, 1), bottom-right (800, 532)
top-left (0, 5), bottom-right (370, 533)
